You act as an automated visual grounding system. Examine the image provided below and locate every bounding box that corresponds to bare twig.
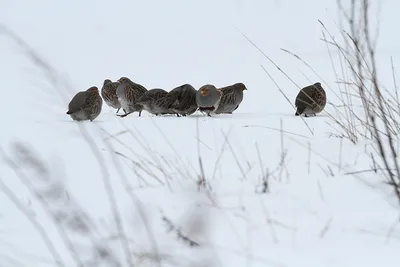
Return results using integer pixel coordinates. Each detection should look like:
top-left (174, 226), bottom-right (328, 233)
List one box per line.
top-left (78, 126), bottom-right (134, 267)
top-left (0, 177), bottom-right (65, 267)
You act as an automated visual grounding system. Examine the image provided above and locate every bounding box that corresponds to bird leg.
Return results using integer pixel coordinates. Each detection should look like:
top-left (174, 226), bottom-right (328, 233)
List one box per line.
top-left (116, 108), bottom-right (121, 114)
top-left (118, 111), bottom-right (134, 118)
top-left (138, 111), bottom-right (142, 117)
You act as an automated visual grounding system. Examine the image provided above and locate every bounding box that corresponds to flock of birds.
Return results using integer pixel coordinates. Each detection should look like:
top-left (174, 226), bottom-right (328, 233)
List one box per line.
top-left (66, 77), bottom-right (326, 122)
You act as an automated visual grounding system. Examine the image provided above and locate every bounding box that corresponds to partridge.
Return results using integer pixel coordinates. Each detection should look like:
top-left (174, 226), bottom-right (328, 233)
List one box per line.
top-left (196, 84), bottom-right (223, 117)
top-left (136, 88), bottom-right (168, 116)
top-left (66, 86), bottom-right (103, 121)
top-left (101, 79), bottom-right (122, 113)
top-left (116, 77), bottom-right (148, 117)
top-left (294, 82), bottom-right (326, 117)
top-left (215, 82), bottom-right (247, 114)
top-left (166, 84), bottom-right (198, 117)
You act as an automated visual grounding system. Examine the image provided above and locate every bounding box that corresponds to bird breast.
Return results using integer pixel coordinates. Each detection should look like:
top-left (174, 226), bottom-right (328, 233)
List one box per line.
top-left (196, 88), bottom-right (219, 107)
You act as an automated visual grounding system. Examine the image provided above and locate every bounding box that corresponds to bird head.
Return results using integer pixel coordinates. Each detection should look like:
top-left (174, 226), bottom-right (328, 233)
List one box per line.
top-left (87, 86), bottom-right (99, 93)
top-left (103, 79), bottom-right (112, 85)
top-left (235, 82), bottom-right (247, 91)
top-left (118, 77), bottom-right (130, 84)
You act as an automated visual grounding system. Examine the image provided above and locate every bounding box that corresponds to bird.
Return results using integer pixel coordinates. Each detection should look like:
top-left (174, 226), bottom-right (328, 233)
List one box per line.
top-left (150, 95), bottom-right (179, 116)
top-left (101, 79), bottom-right (122, 113)
top-left (215, 82), bottom-right (247, 114)
top-left (66, 86), bottom-right (103, 121)
top-left (116, 77), bottom-right (148, 118)
top-left (166, 84), bottom-right (198, 117)
top-left (294, 82), bottom-right (326, 117)
top-left (135, 88), bottom-right (169, 116)
top-left (196, 84), bottom-right (223, 117)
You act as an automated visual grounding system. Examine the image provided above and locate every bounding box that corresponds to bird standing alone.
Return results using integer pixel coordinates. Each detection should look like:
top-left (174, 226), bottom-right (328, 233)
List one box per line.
top-left (294, 82), bottom-right (326, 117)
top-left (66, 86), bottom-right (103, 121)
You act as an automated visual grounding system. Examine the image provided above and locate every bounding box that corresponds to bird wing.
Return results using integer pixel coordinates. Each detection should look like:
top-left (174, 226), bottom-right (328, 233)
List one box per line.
top-left (295, 86), bottom-right (315, 107)
top-left (176, 88), bottom-right (197, 109)
top-left (134, 83), bottom-right (148, 95)
top-left (68, 92), bottom-right (87, 113)
top-left (138, 89), bottom-right (167, 104)
top-left (136, 90), bottom-right (154, 103)
top-left (217, 88), bottom-right (236, 111)
top-left (165, 88), bottom-right (183, 109)
top-left (101, 83), bottom-right (119, 102)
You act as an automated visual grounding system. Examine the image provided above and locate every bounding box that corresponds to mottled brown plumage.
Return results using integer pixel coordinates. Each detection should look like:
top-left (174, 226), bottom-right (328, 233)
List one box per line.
top-left (101, 79), bottom-right (121, 113)
top-left (150, 94), bottom-right (178, 116)
top-left (167, 84), bottom-right (198, 117)
top-left (144, 84), bottom-right (197, 117)
top-left (215, 82), bottom-right (247, 114)
top-left (136, 88), bottom-right (168, 115)
top-left (294, 82), bottom-right (326, 117)
top-left (196, 84), bottom-right (223, 117)
top-left (66, 86), bottom-right (103, 121)
top-left (116, 77), bottom-right (148, 117)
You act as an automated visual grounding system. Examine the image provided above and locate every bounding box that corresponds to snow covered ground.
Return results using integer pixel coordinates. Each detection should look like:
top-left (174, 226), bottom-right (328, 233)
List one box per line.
top-left (1, 0), bottom-right (399, 266)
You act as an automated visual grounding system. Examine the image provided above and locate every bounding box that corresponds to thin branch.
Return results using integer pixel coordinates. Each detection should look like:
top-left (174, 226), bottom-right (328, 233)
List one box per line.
top-left (0, 177), bottom-right (65, 267)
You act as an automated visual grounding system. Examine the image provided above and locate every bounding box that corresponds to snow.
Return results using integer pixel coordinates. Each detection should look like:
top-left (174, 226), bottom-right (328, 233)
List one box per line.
top-left (1, 0), bottom-right (399, 266)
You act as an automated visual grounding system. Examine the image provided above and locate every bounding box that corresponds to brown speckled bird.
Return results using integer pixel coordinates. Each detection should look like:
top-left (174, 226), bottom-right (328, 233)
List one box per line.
top-left (101, 79), bottom-right (122, 113)
top-left (66, 86), bottom-right (103, 121)
top-left (294, 82), bottom-right (326, 117)
top-left (196, 84), bottom-right (223, 117)
top-left (165, 84), bottom-right (198, 117)
top-left (136, 88), bottom-right (168, 116)
top-left (215, 82), bottom-right (247, 114)
top-left (150, 94), bottom-right (178, 116)
top-left (116, 77), bottom-right (148, 117)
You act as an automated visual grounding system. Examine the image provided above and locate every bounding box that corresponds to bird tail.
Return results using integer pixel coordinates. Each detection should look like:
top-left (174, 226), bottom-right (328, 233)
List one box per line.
top-left (295, 106), bottom-right (305, 116)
